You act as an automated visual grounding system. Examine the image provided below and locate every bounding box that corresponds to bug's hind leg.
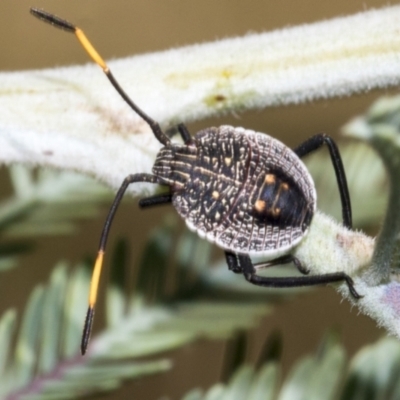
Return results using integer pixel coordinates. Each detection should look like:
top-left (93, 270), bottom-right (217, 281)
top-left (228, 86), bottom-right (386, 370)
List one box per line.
top-left (253, 254), bottom-right (307, 271)
top-left (139, 193), bottom-right (172, 208)
top-left (254, 255), bottom-right (310, 275)
top-left (293, 133), bottom-right (352, 229)
top-left (227, 253), bottom-right (297, 274)
top-left (226, 253), bottom-right (297, 274)
top-left (237, 254), bottom-right (361, 299)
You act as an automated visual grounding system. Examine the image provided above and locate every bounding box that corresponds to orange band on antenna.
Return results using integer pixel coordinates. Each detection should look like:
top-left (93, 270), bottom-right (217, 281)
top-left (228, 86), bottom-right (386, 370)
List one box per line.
top-left (75, 28), bottom-right (107, 70)
top-left (89, 250), bottom-right (105, 306)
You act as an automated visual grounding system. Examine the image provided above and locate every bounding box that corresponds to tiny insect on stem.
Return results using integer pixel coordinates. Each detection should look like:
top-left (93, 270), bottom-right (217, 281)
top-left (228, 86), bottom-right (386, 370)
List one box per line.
top-left (30, 7), bottom-right (360, 357)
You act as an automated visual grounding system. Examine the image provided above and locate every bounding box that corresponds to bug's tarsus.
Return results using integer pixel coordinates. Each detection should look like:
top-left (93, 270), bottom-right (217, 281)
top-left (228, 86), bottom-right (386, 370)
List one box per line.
top-left (139, 193), bottom-right (173, 208)
top-left (293, 133), bottom-right (352, 229)
top-left (292, 257), bottom-right (310, 275)
top-left (343, 276), bottom-right (361, 299)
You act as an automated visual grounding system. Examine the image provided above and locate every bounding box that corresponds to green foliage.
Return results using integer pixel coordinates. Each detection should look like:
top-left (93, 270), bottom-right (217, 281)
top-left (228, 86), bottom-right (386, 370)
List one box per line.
top-left (0, 217), bottom-right (270, 399)
top-left (1, 166), bottom-right (111, 237)
top-left (180, 335), bottom-right (400, 400)
top-left (0, 166), bottom-right (112, 270)
top-left (0, 262), bottom-right (172, 399)
top-left (1, 205), bottom-right (397, 399)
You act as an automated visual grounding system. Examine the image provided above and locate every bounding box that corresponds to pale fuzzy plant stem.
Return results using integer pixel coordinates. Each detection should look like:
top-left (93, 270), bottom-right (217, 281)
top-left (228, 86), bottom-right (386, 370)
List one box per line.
top-left (294, 102), bottom-right (400, 340)
top-left (1, 7), bottom-right (400, 194)
top-left (294, 211), bottom-right (375, 280)
top-left (0, 6), bottom-right (399, 338)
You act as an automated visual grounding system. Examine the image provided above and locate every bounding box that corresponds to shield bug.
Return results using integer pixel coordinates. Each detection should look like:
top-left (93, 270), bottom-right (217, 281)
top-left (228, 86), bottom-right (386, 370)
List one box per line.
top-left (30, 8), bottom-right (360, 355)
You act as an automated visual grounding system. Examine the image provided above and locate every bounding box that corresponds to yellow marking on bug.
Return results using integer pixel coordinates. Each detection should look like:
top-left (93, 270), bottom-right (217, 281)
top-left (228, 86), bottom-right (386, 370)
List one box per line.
top-left (255, 199), bottom-right (267, 213)
top-left (271, 207), bottom-right (281, 217)
top-left (89, 250), bottom-right (104, 307)
top-left (212, 190), bottom-right (220, 200)
top-left (75, 28), bottom-right (107, 71)
top-left (224, 157), bottom-right (232, 166)
top-left (265, 174), bottom-right (276, 184)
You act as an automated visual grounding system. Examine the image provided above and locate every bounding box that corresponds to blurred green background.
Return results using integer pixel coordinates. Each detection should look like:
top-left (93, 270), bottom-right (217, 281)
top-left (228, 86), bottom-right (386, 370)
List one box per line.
top-left (0, 0), bottom-right (395, 399)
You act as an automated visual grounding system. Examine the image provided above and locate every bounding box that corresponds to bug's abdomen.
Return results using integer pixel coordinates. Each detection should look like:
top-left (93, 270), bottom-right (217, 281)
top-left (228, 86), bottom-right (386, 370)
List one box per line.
top-left (250, 170), bottom-right (311, 227)
top-left (166, 126), bottom-right (316, 257)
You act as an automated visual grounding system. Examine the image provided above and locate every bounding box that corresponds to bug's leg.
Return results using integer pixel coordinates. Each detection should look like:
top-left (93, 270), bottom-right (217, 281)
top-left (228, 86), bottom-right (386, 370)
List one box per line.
top-left (253, 254), bottom-right (297, 270)
top-left (293, 133), bottom-right (352, 229)
top-left (226, 253), bottom-right (306, 274)
top-left (30, 8), bottom-right (171, 147)
top-left (225, 251), bottom-right (243, 273)
top-left (139, 193), bottom-right (172, 208)
top-left (256, 255), bottom-right (310, 275)
top-left (239, 255), bottom-right (361, 299)
top-left (177, 123), bottom-right (192, 144)
top-left (82, 173), bottom-right (164, 355)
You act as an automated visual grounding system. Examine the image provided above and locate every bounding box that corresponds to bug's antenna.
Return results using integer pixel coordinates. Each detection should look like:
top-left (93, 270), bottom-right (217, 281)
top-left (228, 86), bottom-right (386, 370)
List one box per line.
top-left (30, 8), bottom-right (171, 147)
top-left (30, 8), bottom-right (172, 355)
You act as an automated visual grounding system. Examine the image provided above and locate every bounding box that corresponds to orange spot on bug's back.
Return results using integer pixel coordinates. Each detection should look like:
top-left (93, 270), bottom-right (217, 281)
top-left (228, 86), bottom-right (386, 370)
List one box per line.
top-left (265, 174), bottom-right (276, 184)
top-left (255, 199), bottom-right (267, 213)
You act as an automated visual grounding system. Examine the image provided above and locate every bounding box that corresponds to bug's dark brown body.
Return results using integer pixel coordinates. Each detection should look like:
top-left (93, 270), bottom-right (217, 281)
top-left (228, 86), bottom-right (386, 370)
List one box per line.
top-left (153, 125), bottom-right (316, 257)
